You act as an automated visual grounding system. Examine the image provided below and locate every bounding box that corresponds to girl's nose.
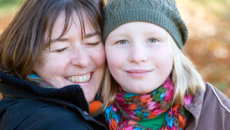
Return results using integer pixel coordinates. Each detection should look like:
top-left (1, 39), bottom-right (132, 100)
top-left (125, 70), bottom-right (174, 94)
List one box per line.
top-left (128, 45), bottom-right (147, 64)
top-left (71, 48), bottom-right (89, 68)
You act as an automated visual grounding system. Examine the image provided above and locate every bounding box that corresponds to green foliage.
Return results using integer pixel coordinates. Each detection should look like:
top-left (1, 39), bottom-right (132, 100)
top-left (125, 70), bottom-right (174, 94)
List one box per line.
top-left (194, 0), bottom-right (230, 18)
top-left (0, 0), bottom-right (22, 4)
top-left (216, 82), bottom-right (228, 91)
top-left (0, 0), bottom-right (24, 16)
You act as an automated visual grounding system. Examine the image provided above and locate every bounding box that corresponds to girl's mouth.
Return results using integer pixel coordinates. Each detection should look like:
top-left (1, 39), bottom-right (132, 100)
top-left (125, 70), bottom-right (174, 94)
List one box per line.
top-left (125, 70), bottom-right (152, 77)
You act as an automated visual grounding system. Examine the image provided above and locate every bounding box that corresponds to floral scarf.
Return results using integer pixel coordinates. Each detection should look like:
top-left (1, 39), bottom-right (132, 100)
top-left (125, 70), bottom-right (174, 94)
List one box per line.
top-left (104, 77), bottom-right (193, 130)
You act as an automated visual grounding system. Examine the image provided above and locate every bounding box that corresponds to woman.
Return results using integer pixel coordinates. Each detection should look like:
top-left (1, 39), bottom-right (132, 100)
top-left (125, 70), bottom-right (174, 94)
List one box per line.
top-left (0, 0), bottom-right (107, 129)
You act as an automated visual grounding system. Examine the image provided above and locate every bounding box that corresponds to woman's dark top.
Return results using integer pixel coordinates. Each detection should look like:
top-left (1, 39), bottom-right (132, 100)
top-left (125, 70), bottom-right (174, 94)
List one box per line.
top-left (0, 71), bottom-right (107, 130)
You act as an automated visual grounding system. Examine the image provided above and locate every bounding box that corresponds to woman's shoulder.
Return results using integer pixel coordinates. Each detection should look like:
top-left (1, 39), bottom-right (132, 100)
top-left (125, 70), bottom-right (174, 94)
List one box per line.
top-left (0, 97), bottom-right (107, 130)
top-left (17, 102), bottom-right (94, 130)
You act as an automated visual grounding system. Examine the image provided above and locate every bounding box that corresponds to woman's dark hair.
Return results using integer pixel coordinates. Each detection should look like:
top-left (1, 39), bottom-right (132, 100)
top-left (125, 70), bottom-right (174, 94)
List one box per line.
top-left (0, 0), bottom-right (103, 80)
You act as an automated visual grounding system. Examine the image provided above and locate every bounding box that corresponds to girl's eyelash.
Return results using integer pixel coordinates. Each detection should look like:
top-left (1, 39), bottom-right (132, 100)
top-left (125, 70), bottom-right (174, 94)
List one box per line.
top-left (148, 38), bottom-right (159, 42)
top-left (116, 40), bottom-right (127, 44)
top-left (150, 37), bottom-right (158, 40)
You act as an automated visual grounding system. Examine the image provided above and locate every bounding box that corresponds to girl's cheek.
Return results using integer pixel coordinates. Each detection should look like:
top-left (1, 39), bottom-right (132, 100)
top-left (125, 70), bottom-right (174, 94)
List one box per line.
top-left (107, 57), bottom-right (119, 71)
top-left (106, 48), bottom-right (117, 64)
top-left (107, 54), bottom-right (121, 76)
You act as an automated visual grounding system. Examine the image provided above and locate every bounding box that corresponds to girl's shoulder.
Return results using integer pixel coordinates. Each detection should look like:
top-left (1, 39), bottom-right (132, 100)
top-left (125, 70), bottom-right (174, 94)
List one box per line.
top-left (204, 83), bottom-right (230, 113)
top-left (185, 83), bottom-right (230, 130)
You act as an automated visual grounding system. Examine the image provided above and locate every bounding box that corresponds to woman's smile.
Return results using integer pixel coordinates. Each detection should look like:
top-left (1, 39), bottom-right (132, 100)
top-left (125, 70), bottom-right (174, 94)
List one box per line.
top-left (66, 72), bottom-right (92, 83)
top-left (33, 11), bottom-right (105, 102)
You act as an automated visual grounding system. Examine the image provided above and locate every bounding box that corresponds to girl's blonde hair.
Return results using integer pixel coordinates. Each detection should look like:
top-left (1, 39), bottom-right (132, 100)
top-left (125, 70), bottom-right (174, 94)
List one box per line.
top-left (102, 32), bottom-right (205, 108)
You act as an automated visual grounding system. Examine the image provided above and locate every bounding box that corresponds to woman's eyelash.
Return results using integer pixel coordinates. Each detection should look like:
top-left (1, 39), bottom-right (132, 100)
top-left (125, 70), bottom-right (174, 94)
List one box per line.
top-left (87, 42), bottom-right (100, 46)
top-left (55, 48), bottom-right (67, 52)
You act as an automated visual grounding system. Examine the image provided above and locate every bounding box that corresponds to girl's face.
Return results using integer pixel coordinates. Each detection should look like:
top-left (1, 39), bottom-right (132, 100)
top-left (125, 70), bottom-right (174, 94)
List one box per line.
top-left (33, 11), bottom-right (105, 102)
top-left (105, 22), bottom-right (173, 94)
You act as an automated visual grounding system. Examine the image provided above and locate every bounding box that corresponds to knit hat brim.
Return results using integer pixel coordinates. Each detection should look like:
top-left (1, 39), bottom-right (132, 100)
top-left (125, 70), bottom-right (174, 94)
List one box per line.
top-left (103, 9), bottom-right (188, 49)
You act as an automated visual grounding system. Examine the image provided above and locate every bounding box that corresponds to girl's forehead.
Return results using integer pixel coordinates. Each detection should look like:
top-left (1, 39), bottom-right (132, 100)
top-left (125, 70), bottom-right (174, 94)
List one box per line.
top-left (107, 22), bottom-right (167, 38)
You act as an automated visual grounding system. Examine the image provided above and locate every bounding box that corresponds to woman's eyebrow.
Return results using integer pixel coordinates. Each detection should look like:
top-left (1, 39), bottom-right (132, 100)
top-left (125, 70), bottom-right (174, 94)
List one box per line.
top-left (50, 32), bottom-right (101, 43)
top-left (84, 32), bottom-right (100, 38)
top-left (50, 38), bottom-right (69, 43)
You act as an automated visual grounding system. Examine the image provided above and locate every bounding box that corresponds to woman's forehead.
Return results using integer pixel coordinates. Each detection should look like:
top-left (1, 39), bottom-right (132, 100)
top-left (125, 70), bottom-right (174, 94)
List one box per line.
top-left (48, 11), bottom-right (95, 40)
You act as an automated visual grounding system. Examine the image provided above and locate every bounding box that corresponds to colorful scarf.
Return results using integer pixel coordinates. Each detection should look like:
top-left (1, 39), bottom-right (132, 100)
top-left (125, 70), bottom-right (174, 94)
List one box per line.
top-left (104, 77), bottom-right (193, 130)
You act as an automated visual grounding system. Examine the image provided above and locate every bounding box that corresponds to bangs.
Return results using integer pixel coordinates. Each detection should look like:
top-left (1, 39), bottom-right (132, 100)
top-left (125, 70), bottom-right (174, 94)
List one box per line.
top-left (0, 0), bottom-right (103, 80)
top-left (43, 0), bottom-right (103, 49)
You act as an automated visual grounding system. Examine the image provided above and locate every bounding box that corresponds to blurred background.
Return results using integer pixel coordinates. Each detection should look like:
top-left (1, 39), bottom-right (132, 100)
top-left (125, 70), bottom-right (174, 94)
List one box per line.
top-left (0, 0), bottom-right (229, 97)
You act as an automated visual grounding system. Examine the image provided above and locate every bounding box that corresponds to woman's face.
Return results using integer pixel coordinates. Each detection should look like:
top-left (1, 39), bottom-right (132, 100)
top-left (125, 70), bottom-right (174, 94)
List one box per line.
top-left (105, 22), bottom-right (173, 94)
top-left (33, 11), bottom-right (105, 102)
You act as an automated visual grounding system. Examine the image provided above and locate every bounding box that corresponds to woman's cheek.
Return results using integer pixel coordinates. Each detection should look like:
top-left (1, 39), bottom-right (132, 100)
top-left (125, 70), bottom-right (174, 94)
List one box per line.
top-left (97, 48), bottom-right (106, 66)
top-left (87, 44), bottom-right (106, 66)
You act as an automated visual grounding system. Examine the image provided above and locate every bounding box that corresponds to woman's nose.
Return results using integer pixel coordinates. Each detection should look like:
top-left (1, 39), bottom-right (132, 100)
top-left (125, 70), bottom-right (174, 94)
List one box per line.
top-left (128, 45), bottom-right (147, 64)
top-left (70, 48), bottom-right (89, 68)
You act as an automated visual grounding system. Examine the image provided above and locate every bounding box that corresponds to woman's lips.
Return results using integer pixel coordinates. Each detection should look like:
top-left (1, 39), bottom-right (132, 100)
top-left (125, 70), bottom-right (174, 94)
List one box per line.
top-left (125, 70), bottom-right (152, 77)
top-left (66, 72), bottom-right (93, 83)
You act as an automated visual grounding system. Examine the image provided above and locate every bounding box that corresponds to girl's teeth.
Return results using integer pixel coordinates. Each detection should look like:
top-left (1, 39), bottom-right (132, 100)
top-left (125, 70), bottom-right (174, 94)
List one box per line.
top-left (67, 73), bottom-right (91, 83)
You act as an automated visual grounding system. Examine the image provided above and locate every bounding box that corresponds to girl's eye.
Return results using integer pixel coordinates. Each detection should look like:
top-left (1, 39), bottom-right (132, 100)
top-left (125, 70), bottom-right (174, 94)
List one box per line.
top-left (148, 38), bottom-right (157, 43)
top-left (118, 40), bottom-right (127, 45)
top-left (55, 48), bottom-right (67, 53)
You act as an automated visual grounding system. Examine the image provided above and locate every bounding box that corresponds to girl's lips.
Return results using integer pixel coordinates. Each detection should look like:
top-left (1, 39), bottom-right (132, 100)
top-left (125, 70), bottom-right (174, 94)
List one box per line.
top-left (125, 70), bottom-right (152, 77)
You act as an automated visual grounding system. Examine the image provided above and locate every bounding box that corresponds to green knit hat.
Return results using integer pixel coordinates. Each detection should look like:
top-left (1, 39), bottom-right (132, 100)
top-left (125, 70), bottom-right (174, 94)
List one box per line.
top-left (103, 0), bottom-right (189, 49)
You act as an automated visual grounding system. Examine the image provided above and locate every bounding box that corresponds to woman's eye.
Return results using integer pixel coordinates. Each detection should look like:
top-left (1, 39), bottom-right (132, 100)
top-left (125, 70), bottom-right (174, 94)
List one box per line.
top-left (148, 38), bottom-right (157, 43)
top-left (118, 40), bottom-right (127, 45)
top-left (55, 48), bottom-right (67, 53)
top-left (87, 42), bottom-right (100, 46)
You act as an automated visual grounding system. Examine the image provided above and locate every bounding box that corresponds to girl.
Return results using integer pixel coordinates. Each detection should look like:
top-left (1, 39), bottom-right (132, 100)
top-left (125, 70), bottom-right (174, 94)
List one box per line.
top-left (102, 0), bottom-right (230, 130)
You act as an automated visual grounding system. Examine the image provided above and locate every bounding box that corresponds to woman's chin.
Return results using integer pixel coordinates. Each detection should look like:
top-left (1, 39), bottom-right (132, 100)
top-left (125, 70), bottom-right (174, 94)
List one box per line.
top-left (84, 94), bottom-right (95, 102)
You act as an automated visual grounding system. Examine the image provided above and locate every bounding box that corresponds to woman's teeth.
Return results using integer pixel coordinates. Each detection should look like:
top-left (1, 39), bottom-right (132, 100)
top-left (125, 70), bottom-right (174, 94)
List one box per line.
top-left (67, 73), bottom-right (91, 83)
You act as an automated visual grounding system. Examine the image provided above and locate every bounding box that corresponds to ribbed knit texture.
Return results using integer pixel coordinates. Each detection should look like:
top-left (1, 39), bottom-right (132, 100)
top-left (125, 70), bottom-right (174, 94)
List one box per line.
top-left (104, 77), bottom-right (193, 130)
top-left (0, 71), bottom-right (89, 112)
top-left (103, 0), bottom-right (189, 49)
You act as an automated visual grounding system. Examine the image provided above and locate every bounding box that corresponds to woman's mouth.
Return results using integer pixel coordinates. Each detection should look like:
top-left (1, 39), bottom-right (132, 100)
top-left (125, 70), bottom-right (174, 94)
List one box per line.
top-left (66, 73), bottom-right (91, 83)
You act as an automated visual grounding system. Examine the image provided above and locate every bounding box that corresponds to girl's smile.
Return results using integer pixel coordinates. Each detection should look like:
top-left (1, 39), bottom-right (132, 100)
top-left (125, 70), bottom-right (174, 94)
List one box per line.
top-left (124, 69), bottom-right (153, 78)
top-left (105, 22), bottom-right (173, 94)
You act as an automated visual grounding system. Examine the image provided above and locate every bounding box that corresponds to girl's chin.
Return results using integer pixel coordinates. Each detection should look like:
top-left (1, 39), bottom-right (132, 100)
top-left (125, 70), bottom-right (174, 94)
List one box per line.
top-left (126, 87), bottom-right (158, 94)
